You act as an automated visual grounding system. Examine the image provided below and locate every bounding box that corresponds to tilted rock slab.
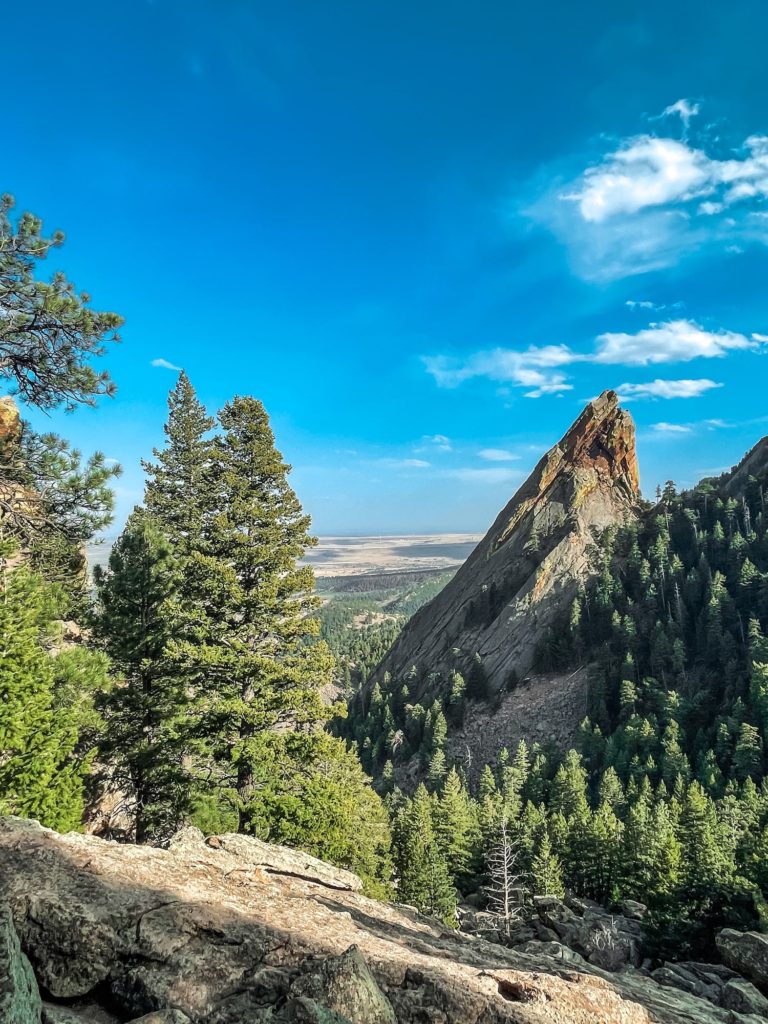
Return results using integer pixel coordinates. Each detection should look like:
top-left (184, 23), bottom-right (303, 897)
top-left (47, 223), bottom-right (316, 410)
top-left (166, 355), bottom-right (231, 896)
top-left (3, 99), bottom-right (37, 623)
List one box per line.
top-left (0, 817), bottom-right (761, 1024)
top-left (372, 389), bottom-right (640, 700)
top-left (716, 929), bottom-right (768, 990)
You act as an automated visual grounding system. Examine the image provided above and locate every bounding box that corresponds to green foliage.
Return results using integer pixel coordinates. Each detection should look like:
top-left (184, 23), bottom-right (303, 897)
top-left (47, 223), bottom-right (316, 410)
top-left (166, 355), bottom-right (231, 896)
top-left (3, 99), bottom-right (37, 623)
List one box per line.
top-left (94, 509), bottom-right (189, 842)
top-left (0, 423), bottom-right (120, 597)
top-left (242, 731), bottom-right (392, 896)
top-left (172, 394), bottom-right (334, 830)
top-left (0, 559), bottom-right (108, 830)
top-left (391, 783), bottom-right (458, 925)
top-left (0, 193), bottom-right (121, 410)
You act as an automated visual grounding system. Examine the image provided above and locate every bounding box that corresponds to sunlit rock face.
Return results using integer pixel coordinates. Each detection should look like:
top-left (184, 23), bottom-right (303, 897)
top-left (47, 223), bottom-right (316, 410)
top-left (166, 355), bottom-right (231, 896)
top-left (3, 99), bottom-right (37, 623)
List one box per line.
top-left (372, 389), bottom-right (640, 699)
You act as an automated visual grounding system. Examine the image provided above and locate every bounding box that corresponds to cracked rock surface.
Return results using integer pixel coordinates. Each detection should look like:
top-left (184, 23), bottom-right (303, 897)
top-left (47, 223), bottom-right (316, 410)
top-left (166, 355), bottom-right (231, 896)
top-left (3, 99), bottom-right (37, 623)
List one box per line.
top-left (2, 816), bottom-right (767, 1023)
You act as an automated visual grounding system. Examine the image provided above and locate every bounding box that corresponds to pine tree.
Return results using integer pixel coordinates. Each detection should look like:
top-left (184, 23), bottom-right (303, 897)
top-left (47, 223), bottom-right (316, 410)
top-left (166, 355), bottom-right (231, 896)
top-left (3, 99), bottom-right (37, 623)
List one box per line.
top-left (530, 832), bottom-right (565, 898)
top-left (428, 748), bottom-right (448, 787)
top-left (733, 723), bottom-right (763, 782)
top-left (0, 558), bottom-right (104, 830)
top-left (143, 371), bottom-right (215, 556)
top-left (679, 782), bottom-right (733, 904)
top-left (94, 509), bottom-right (189, 841)
top-left (550, 750), bottom-right (589, 819)
top-left (246, 731), bottom-right (392, 896)
top-left (394, 784), bottom-right (456, 926)
top-left (0, 193), bottom-right (121, 410)
top-left (177, 395), bottom-right (333, 831)
top-left (434, 767), bottom-right (476, 883)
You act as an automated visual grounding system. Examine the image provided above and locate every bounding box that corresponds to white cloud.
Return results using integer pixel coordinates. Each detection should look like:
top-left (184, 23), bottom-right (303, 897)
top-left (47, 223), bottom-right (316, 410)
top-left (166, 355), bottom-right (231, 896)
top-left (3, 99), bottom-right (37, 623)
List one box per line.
top-left (530, 108), bottom-right (768, 280)
top-left (594, 319), bottom-right (757, 365)
top-left (652, 422), bottom-right (692, 433)
top-left (661, 98), bottom-right (701, 129)
top-left (423, 345), bottom-right (576, 398)
top-left (626, 299), bottom-right (657, 310)
top-left (569, 133), bottom-right (768, 225)
top-left (379, 458), bottom-right (430, 469)
top-left (446, 467), bottom-right (522, 484)
top-left (616, 379), bottom-right (722, 400)
top-left (425, 318), bottom-right (761, 396)
top-left (478, 448), bottom-right (519, 462)
top-left (419, 434), bottom-right (452, 452)
top-left (570, 137), bottom-right (712, 223)
top-left (151, 358), bottom-right (183, 371)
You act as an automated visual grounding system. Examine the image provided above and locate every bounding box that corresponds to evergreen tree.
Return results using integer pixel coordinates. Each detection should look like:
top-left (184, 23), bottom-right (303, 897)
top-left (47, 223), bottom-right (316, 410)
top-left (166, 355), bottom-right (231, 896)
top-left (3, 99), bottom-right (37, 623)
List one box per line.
top-left (0, 558), bottom-right (107, 830)
top-left (142, 371), bottom-right (215, 556)
top-left (176, 395), bottom-right (333, 831)
top-left (434, 767), bottom-right (476, 883)
top-left (394, 784), bottom-right (456, 925)
top-left (0, 193), bottom-right (121, 410)
top-left (530, 832), bottom-right (565, 898)
top-left (246, 731), bottom-right (392, 896)
top-left (94, 509), bottom-right (189, 841)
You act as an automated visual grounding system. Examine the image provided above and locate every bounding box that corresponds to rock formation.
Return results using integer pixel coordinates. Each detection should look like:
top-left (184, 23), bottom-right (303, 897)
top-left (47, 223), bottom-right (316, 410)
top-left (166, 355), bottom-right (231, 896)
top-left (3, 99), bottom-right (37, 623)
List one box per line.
top-left (1, 816), bottom-right (766, 1024)
top-left (372, 390), bottom-right (640, 698)
top-left (719, 435), bottom-right (768, 499)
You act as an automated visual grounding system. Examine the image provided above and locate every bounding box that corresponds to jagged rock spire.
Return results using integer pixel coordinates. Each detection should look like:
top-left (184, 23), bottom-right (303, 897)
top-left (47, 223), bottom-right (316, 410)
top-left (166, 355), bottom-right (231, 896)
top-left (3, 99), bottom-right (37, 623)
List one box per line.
top-left (372, 390), bottom-right (641, 696)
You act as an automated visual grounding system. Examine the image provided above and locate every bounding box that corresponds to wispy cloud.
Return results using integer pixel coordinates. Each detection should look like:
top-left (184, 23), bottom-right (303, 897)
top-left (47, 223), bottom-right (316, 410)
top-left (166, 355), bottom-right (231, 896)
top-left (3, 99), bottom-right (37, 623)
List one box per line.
top-left (151, 358), bottom-right (183, 372)
top-left (660, 98), bottom-right (701, 131)
top-left (652, 422), bottom-right (692, 433)
top-left (377, 457), bottom-right (431, 470)
top-left (446, 467), bottom-right (522, 484)
top-left (423, 345), bottom-right (575, 397)
top-left (424, 319), bottom-right (762, 397)
top-left (417, 434), bottom-right (453, 452)
top-left (529, 102), bottom-right (768, 279)
top-left (616, 379), bottom-right (722, 400)
top-left (478, 448), bottom-right (519, 461)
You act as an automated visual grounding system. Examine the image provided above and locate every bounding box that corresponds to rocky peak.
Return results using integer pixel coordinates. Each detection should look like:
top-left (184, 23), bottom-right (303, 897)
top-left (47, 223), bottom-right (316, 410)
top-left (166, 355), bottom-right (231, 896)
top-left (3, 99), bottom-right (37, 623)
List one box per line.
top-left (371, 391), bottom-right (641, 712)
top-left (719, 433), bottom-right (768, 498)
top-left (538, 388), bottom-right (639, 497)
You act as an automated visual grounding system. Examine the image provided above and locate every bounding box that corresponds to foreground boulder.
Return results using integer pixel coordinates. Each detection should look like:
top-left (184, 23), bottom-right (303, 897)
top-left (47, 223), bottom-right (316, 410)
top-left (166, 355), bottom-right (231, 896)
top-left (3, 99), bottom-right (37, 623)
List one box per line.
top-left (0, 816), bottom-right (764, 1024)
top-left (0, 902), bottom-right (42, 1024)
top-left (717, 929), bottom-right (768, 990)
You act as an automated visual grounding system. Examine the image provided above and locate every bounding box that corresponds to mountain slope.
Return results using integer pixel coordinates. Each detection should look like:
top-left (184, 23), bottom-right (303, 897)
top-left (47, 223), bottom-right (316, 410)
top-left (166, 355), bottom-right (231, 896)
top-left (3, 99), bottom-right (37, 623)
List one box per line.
top-left (372, 390), bottom-right (640, 696)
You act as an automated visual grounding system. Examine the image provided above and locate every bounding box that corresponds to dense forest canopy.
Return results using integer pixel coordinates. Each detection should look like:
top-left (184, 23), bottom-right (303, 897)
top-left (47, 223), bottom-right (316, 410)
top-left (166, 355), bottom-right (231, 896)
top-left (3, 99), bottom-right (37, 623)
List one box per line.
top-left (341, 470), bottom-right (768, 955)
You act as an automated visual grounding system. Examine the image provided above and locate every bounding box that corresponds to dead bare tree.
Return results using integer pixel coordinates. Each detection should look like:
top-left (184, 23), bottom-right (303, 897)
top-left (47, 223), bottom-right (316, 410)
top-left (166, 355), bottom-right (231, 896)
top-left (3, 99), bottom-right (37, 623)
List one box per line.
top-left (484, 819), bottom-right (527, 939)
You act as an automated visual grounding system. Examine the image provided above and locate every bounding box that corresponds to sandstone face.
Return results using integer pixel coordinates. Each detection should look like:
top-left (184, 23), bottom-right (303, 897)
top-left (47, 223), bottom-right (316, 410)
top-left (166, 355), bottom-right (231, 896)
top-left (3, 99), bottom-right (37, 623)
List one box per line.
top-left (373, 390), bottom-right (640, 696)
top-left (720, 435), bottom-right (768, 498)
top-left (0, 394), bottom-right (21, 451)
top-left (0, 816), bottom-right (762, 1024)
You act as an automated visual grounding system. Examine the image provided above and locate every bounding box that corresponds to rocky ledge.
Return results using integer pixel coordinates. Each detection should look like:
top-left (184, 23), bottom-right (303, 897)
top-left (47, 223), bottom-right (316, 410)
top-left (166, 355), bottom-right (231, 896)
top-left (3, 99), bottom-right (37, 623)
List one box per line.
top-left (1, 816), bottom-right (768, 1024)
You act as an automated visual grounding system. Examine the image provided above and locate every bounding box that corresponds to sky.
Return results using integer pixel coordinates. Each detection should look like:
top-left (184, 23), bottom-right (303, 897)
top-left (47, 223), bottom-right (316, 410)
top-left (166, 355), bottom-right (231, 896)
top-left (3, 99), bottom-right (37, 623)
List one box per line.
top-left (4, 0), bottom-right (768, 535)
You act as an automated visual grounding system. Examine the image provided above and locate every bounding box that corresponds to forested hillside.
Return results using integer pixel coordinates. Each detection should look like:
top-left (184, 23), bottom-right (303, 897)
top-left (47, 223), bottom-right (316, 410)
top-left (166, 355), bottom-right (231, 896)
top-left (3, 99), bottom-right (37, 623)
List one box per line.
top-left (342, 463), bottom-right (768, 957)
top-left (318, 570), bottom-right (454, 690)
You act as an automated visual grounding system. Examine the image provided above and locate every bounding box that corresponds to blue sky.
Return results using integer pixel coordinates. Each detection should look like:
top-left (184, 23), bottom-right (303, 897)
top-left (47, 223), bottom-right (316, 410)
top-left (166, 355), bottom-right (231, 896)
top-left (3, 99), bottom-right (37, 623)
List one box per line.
top-left (5, 0), bottom-right (768, 534)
